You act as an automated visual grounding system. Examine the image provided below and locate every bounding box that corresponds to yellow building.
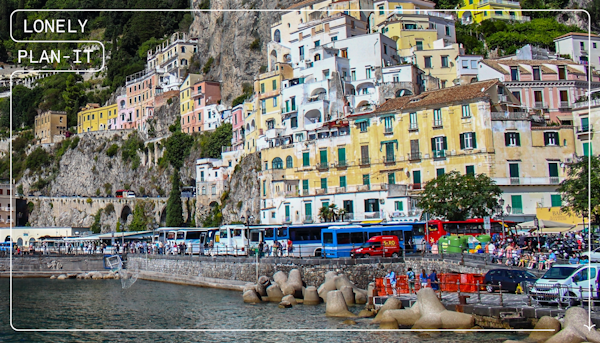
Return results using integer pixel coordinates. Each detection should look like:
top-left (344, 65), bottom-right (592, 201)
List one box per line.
top-left (458, 0), bottom-right (527, 24)
top-left (35, 110), bottom-right (68, 144)
top-left (77, 103), bottom-right (118, 134)
top-left (179, 73), bottom-right (203, 133)
top-left (243, 100), bottom-right (257, 154)
top-left (409, 42), bottom-right (464, 88)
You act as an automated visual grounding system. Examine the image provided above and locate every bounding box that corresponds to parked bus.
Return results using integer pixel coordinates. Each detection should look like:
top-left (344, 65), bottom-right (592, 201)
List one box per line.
top-left (426, 219), bottom-right (515, 243)
top-left (321, 224), bottom-right (412, 258)
top-left (263, 223), bottom-right (352, 257)
top-left (116, 190), bottom-right (136, 198)
top-left (213, 225), bottom-right (264, 256)
top-left (366, 221), bottom-right (427, 252)
top-left (156, 227), bottom-right (219, 254)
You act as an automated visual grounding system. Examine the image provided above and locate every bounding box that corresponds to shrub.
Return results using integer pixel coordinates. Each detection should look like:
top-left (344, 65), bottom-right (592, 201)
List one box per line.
top-left (104, 183), bottom-right (112, 195)
top-left (250, 38), bottom-right (260, 50)
top-left (106, 144), bottom-right (119, 157)
top-left (70, 136), bottom-right (80, 149)
top-left (86, 198), bottom-right (93, 204)
top-left (203, 56), bottom-right (214, 74)
top-left (26, 147), bottom-right (51, 171)
top-left (105, 203), bottom-right (115, 214)
top-left (96, 188), bottom-right (100, 196)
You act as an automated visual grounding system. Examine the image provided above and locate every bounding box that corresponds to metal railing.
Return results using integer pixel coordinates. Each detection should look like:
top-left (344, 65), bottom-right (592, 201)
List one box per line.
top-left (432, 150), bottom-right (446, 159)
top-left (409, 123), bottom-right (418, 131)
top-left (360, 158), bottom-right (370, 166)
top-left (383, 155), bottom-right (396, 163)
top-left (408, 152), bottom-right (421, 161)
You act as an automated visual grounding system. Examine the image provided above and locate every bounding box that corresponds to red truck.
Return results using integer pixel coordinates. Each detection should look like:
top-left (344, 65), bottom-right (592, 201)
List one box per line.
top-left (351, 235), bottom-right (401, 258)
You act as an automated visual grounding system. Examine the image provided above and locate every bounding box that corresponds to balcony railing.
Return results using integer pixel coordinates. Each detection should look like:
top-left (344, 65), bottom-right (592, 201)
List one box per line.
top-left (573, 99), bottom-right (600, 109)
top-left (384, 127), bottom-right (393, 134)
top-left (357, 185), bottom-right (370, 191)
top-left (335, 187), bottom-right (346, 193)
top-left (383, 155), bottom-right (396, 163)
top-left (433, 120), bottom-right (443, 128)
top-left (303, 216), bottom-right (314, 223)
top-left (409, 152), bottom-right (421, 161)
top-left (410, 183), bottom-right (422, 190)
top-left (316, 188), bottom-right (327, 195)
top-left (479, 0), bottom-right (520, 6)
top-left (559, 101), bottom-right (571, 109)
top-left (317, 163), bottom-right (329, 170)
top-left (432, 150), bottom-right (446, 159)
top-left (534, 101), bottom-right (545, 109)
top-left (336, 160), bottom-right (348, 168)
top-left (510, 177), bottom-right (520, 185)
top-left (283, 216), bottom-right (292, 224)
top-left (549, 177), bottom-right (560, 184)
top-left (576, 125), bottom-right (592, 134)
top-left (360, 158), bottom-right (370, 166)
top-left (493, 177), bottom-right (566, 186)
top-left (409, 123), bottom-right (418, 131)
top-left (302, 189), bottom-right (309, 196)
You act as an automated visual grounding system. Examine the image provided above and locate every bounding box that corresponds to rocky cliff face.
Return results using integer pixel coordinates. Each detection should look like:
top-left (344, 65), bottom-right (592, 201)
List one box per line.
top-left (189, 0), bottom-right (299, 106)
top-left (219, 152), bottom-right (261, 224)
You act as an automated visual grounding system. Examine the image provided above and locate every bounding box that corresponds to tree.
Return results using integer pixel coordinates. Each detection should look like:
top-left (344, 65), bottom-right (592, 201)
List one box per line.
top-left (165, 129), bottom-right (193, 169)
top-left (418, 171), bottom-right (502, 221)
top-left (199, 122), bottom-right (233, 159)
top-left (558, 155), bottom-right (600, 224)
top-left (129, 203), bottom-right (148, 231)
top-left (166, 170), bottom-right (184, 227)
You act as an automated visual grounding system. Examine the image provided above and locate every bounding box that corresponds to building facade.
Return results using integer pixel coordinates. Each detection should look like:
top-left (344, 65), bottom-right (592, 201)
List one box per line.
top-left (35, 110), bottom-right (67, 144)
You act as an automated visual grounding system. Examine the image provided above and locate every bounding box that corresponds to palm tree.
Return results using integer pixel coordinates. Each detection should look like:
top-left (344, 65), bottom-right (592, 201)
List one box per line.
top-left (319, 206), bottom-right (330, 223)
top-left (328, 203), bottom-right (339, 222)
top-left (338, 208), bottom-right (347, 222)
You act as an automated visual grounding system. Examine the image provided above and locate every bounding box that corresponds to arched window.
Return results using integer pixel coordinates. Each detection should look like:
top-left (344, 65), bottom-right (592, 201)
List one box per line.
top-left (272, 157), bottom-right (283, 169)
top-left (286, 156), bottom-right (293, 168)
top-left (274, 29), bottom-right (281, 43)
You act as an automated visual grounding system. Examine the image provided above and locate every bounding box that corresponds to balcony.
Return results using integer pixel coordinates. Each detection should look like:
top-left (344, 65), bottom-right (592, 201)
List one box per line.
top-left (364, 211), bottom-right (381, 220)
top-left (317, 163), bottom-right (329, 170)
top-left (410, 183), bottom-right (422, 190)
top-left (302, 189), bottom-right (309, 196)
top-left (433, 121), bottom-right (443, 128)
top-left (383, 155), bottom-right (396, 164)
top-left (357, 185), bottom-right (370, 191)
top-left (303, 215), bottom-right (314, 224)
top-left (335, 160), bottom-right (348, 168)
top-left (359, 158), bottom-right (370, 166)
top-left (409, 152), bottom-right (421, 161)
top-left (283, 216), bottom-right (292, 224)
top-left (534, 101), bottom-right (546, 109)
top-left (285, 191), bottom-right (299, 198)
top-left (576, 125), bottom-right (592, 134)
top-left (335, 187), bottom-right (346, 193)
top-left (493, 177), bottom-right (566, 186)
top-left (432, 150), bottom-right (446, 159)
top-left (573, 99), bottom-right (600, 109)
top-left (316, 188), bottom-right (327, 195)
top-left (384, 127), bottom-right (393, 134)
top-left (479, 0), bottom-right (521, 6)
top-left (409, 123), bottom-right (418, 131)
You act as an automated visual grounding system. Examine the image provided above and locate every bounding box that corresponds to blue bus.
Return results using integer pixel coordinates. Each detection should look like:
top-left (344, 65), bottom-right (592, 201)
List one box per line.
top-left (263, 223), bottom-right (351, 257)
top-left (378, 221), bottom-right (427, 252)
top-left (322, 225), bottom-right (413, 258)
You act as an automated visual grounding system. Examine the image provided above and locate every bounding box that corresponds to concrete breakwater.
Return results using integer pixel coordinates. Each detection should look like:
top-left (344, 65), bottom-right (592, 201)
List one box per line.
top-left (0, 255), bottom-right (105, 275)
top-left (127, 254), bottom-right (494, 289)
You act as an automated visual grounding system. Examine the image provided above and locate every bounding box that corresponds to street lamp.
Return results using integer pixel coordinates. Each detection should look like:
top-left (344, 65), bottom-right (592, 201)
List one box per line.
top-left (534, 216), bottom-right (540, 252)
top-left (240, 213), bottom-right (255, 252)
top-left (495, 199), bottom-right (511, 242)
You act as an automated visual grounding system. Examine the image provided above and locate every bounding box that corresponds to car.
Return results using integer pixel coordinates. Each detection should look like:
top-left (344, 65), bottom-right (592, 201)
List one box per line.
top-left (531, 264), bottom-right (600, 306)
top-left (484, 269), bottom-right (538, 293)
top-left (581, 247), bottom-right (600, 262)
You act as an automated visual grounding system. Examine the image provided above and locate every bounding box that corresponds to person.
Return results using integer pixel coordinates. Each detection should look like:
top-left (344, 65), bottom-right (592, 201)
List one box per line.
top-left (538, 254), bottom-right (546, 271)
top-left (488, 242), bottom-right (496, 263)
top-left (546, 250), bottom-right (556, 269)
top-left (527, 254), bottom-right (537, 269)
top-left (407, 268), bottom-right (416, 294)
top-left (420, 269), bottom-right (429, 289)
top-left (287, 239), bottom-right (293, 256)
top-left (429, 269), bottom-right (439, 291)
top-left (475, 242), bottom-right (483, 254)
top-left (386, 270), bottom-right (397, 296)
top-left (569, 253), bottom-right (579, 264)
top-left (258, 240), bottom-right (264, 258)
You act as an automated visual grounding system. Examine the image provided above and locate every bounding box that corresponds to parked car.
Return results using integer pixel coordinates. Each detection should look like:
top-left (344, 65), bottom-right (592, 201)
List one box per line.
top-left (531, 263), bottom-right (600, 306)
top-left (581, 247), bottom-right (600, 262)
top-left (350, 235), bottom-right (401, 258)
top-left (484, 269), bottom-right (538, 293)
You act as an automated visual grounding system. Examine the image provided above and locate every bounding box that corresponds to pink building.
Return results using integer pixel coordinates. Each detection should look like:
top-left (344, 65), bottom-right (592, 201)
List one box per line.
top-left (182, 81), bottom-right (222, 134)
top-left (231, 104), bottom-right (244, 150)
top-left (478, 59), bottom-right (600, 122)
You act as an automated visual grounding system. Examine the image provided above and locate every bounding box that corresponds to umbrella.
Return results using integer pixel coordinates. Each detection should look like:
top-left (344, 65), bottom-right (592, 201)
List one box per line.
top-left (517, 219), bottom-right (576, 233)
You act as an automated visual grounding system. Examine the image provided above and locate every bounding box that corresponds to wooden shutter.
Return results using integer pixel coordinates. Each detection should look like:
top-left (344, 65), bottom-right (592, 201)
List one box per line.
top-left (460, 133), bottom-right (465, 149)
top-left (472, 132), bottom-right (477, 149)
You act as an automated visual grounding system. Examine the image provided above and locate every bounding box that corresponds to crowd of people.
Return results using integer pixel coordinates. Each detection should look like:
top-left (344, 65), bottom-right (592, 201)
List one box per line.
top-left (385, 268), bottom-right (439, 295)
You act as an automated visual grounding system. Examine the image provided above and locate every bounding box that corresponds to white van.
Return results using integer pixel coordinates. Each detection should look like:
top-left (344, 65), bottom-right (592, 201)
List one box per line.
top-left (531, 263), bottom-right (600, 306)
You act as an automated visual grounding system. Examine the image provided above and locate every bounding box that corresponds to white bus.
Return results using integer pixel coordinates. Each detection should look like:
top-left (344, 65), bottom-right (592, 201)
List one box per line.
top-left (213, 225), bottom-right (263, 256)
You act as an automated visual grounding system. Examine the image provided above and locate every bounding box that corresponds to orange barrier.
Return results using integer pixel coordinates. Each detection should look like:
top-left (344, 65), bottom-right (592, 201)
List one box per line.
top-left (376, 272), bottom-right (485, 296)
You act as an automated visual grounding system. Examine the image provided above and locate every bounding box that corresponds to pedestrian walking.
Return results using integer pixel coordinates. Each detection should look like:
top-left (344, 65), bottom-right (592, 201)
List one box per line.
top-left (386, 270), bottom-right (397, 296)
top-left (407, 268), bottom-right (416, 294)
top-left (420, 269), bottom-right (429, 289)
top-left (429, 269), bottom-right (439, 291)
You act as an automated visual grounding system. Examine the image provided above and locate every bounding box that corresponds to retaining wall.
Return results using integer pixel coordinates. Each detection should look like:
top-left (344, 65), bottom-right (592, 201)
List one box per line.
top-left (0, 255), bottom-right (105, 273)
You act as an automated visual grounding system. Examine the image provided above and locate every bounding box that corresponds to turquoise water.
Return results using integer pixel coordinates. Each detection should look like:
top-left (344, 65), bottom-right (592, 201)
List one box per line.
top-left (1, 278), bottom-right (524, 342)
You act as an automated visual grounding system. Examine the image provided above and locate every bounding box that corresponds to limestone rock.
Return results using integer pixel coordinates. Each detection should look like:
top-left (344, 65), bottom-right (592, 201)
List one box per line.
top-left (266, 284), bottom-right (284, 302)
top-left (278, 301), bottom-right (292, 308)
top-left (243, 283), bottom-right (256, 293)
top-left (325, 290), bottom-right (356, 318)
top-left (341, 286), bottom-right (355, 306)
top-left (282, 295), bottom-right (297, 306)
top-left (256, 276), bottom-right (270, 297)
top-left (358, 309), bottom-right (375, 318)
top-left (57, 274), bottom-right (67, 280)
top-left (343, 319), bottom-right (357, 325)
top-left (273, 271), bottom-right (288, 290)
top-left (286, 269), bottom-right (303, 297)
top-left (355, 290), bottom-right (367, 304)
top-left (317, 277), bottom-right (337, 303)
top-left (243, 289), bottom-right (262, 304)
top-left (528, 316), bottom-right (561, 342)
top-left (544, 307), bottom-right (600, 343)
top-left (303, 286), bottom-right (320, 305)
top-left (50, 275), bottom-right (57, 279)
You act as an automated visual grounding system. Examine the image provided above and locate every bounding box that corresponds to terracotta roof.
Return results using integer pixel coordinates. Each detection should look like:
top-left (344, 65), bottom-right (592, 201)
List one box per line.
top-left (554, 32), bottom-right (600, 40)
top-left (287, 0), bottom-right (322, 9)
top-left (566, 65), bottom-right (586, 75)
top-left (488, 59), bottom-right (580, 66)
top-left (372, 80), bottom-right (499, 114)
top-left (482, 60), bottom-right (509, 75)
top-left (539, 65), bottom-right (557, 74)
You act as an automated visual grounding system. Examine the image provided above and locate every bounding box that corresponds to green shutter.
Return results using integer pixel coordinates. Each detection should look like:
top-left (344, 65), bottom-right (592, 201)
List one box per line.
top-left (320, 150), bottom-right (328, 165)
top-left (466, 165), bottom-right (475, 176)
top-left (582, 117), bottom-right (589, 130)
top-left (388, 172), bottom-right (395, 184)
top-left (395, 201), bottom-right (403, 211)
top-left (472, 132), bottom-right (477, 149)
top-left (413, 170), bottom-right (421, 184)
top-left (262, 180), bottom-right (266, 196)
top-left (340, 176), bottom-right (347, 188)
top-left (321, 178), bottom-right (327, 190)
top-left (584, 142), bottom-right (592, 156)
top-left (549, 163), bottom-right (559, 177)
top-left (272, 79), bottom-right (277, 90)
top-left (460, 133), bottom-right (465, 150)
top-left (302, 179), bottom-right (309, 190)
top-left (363, 174), bottom-right (370, 185)
top-left (511, 195), bottom-right (523, 212)
top-left (305, 203), bottom-right (312, 216)
top-left (551, 194), bottom-right (562, 207)
top-left (509, 163), bottom-right (519, 178)
top-left (436, 168), bottom-right (445, 177)
top-left (338, 147), bottom-right (346, 164)
top-left (303, 152), bottom-right (309, 166)
top-left (285, 205), bottom-right (290, 217)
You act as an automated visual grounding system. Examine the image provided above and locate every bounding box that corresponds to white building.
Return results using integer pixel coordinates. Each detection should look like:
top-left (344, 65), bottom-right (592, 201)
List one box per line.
top-left (196, 158), bottom-right (230, 210)
top-left (554, 32), bottom-right (600, 70)
top-left (455, 55), bottom-right (482, 85)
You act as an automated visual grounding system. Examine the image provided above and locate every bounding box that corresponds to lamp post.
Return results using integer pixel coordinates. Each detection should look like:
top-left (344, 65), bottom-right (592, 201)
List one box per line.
top-left (495, 199), bottom-right (511, 243)
top-left (240, 212), bottom-right (255, 253)
top-left (534, 216), bottom-right (540, 252)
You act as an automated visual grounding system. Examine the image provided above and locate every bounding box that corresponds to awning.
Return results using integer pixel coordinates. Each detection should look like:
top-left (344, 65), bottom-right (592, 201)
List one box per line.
top-left (361, 220), bottom-right (383, 224)
top-left (354, 118), bottom-right (369, 124)
top-left (380, 139), bottom-right (398, 151)
top-left (556, 115), bottom-right (573, 121)
top-left (379, 113), bottom-right (395, 119)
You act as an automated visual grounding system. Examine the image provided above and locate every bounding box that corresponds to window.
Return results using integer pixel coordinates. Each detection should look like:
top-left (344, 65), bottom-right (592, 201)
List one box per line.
top-left (318, 178), bottom-right (327, 191)
top-left (580, 41), bottom-right (585, 50)
top-left (466, 165), bottom-right (475, 176)
top-left (383, 116), bottom-right (394, 132)
top-left (388, 172), bottom-right (395, 185)
top-left (462, 105), bottom-right (471, 118)
top-left (395, 5), bottom-right (402, 13)
top-left (533, 66), bottom-right (541, 80)
top-left (409, 112), bottom-right (418, 130)
top-left (261, 100), bottom-right (266, 114)
top-left (291, 116), bottom-right (298, 128)
top-left (319, 149), bottom-right (328, 166)
top-left (366, 68), bottom-right (372, 79)
top-left (595, 43), bottom-right (598, 49)
top-left (460, 132), bottom-right (477, 150)
top-left (512, 91), bottom-right (521, 103)
top-left (260, 83), bottom-right (265, 93)
top-left (383, 45), bottom-right (387, 55)
top-left (495, 10), bottom-right (503, 15)
top-left (433, 109), bottom-right (442, 127)
top-left (305, 203), bottom-right (312, 218)
top-left (581, 117), bottom-right (589, 131)
top-left (544, 132), bottom-right (559, 146)
top-left (338, 147), bottom-right (346, 166)
top-left (511, 195), bottom-right (523, 214)
top-left (272, 157), bottom-right (283, 169)
top-left (505, 132), bottom-right (520, 146)
top-left (413, 170), bottom-right (421, 188)
top-left (583, 142), bottom-right (593, 156)
top-left (359, 121), bottom-right (368, 132)
top-left (351, 70), bottom-right (356, 81)
top-left (272, 79), bottom-right (277, 90)
top-left (314, 40), bottom-right (320, 47)
top-left (445, 26), bottom-right (450, 36)
top-left (431, 136), bottom-right (447, 155)
top-left (510, 67), bottom-right (519, 81)
top-left (379, 5), bottom-right (385, 15)
top-left (559, 90), bottom-right (569, 106)
top-left (436, 168), bottom-right (445, 177)
top-left (416, 41), bottom-right (423, 51)
top-left (332, 36), bottom-right (338, 41)
top-left (299, 46), bottom-right (304, 59)
top-left (549, 163), bottom-right (559, 182)
top-left (303, 152), bottom-right (310, 167)
top-left (302, 179), bottom-right (309, 191)
top-left (534, 91), bottom-right (543, 107)
top-left (558, 66), bottom-right (567, 80)
top-left (286, 156), bottom-right (293, 168)
top-left (340, 176), bottom-right (347, 188)
top-left (424, 56), bottom-right (432, 68)
top-left (340, 49), bottom-right (348, 58)
top-left (273, 96), bottom-right (278, 107)
top-left (360, 145), bottom-right (369, 164)
top-left (441, 56), bottom-right (449, 68)
top-left (343, 200), bottom-right (353, 214)
top-left (394, 201), bottom-right (403, 211)
top-left (509, 163), bottom-right (519, 183)
top-left (462, 60), bottom-right (469, 69)
top-left (363, 174), bottom-right (370, 186)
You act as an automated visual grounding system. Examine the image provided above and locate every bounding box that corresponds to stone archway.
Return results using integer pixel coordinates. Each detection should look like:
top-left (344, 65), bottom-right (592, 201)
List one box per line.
top-left (121, 205), bottom-right (132, 223)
